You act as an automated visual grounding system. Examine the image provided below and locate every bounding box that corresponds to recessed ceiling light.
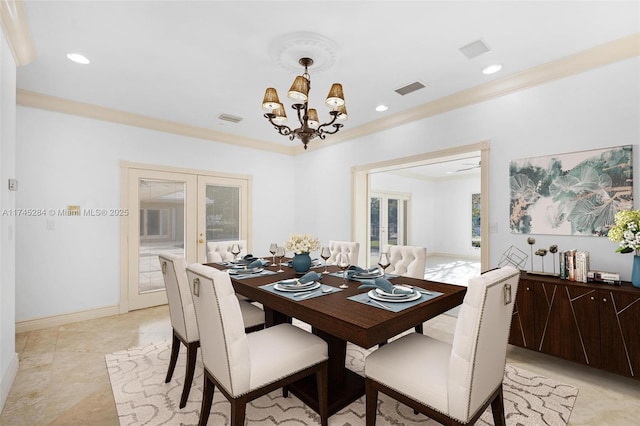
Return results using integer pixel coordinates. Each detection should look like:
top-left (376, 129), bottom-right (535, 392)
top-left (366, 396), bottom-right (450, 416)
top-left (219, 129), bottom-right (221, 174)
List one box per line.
top-left (66, 53), bottom-right (90, 64)
top-left (482, 64), bottom-right (502, 75)
top-left (375, 104), bottom-right (388, 112)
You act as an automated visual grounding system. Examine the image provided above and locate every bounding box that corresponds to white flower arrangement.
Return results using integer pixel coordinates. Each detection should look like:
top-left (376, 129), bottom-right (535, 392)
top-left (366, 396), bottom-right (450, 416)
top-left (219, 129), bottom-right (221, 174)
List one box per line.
top-left (284, 233), bottom-right (320, 254)
top-left (608, 209), bottom-right (640, 255)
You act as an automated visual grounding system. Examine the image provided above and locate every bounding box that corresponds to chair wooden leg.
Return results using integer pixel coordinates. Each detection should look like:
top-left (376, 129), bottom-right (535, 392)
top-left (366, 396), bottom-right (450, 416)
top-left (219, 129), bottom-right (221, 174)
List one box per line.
top-left (414, 323), bottom-right (424, 334)
top-left (198, 375), bottom-right (215, 426)
top-left (230, 396), bottom-right (247, 426)
top-left (490, 385), bottom-right (506, 426)
top-left (179, 341), bottom-right (199, 408)
top-left (365, 378), bottom-right (378, 426)
top-left (165, 332), bottom-right (181, 383)
top-left (282, 386), bottom-right (289, 397)
top-left (316, 362), bottom-right (329, 426)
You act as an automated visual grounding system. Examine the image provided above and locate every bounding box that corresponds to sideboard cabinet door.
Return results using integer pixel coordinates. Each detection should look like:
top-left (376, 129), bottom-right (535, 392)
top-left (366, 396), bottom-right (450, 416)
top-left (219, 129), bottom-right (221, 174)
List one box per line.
top-left (598, 289), bottom-right (640, 377)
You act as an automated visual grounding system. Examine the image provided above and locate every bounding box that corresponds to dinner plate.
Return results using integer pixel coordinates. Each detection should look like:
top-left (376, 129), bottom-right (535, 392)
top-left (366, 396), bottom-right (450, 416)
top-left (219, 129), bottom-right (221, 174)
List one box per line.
top-left (375, 285), bottom-right (414, 298)
top-left (228, 267), bottom-right (263, 275)
top-left (353, 271), bottom-right (383, 279)
top-left (368, 289), bottom-right (421, 303)
top-left (274, 282), bottom-right (321, 292)
top-left (276, 279), bottom-right (317, 289)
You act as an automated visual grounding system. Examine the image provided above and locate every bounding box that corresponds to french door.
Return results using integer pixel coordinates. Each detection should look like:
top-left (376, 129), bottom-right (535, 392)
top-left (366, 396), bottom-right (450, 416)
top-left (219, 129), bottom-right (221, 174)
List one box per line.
top-left (122, 163), bottom-right (249, 311)
top-left (196, 175), bottom-right (249, 261)
top-left (369, 192), bottom-right (410, 265)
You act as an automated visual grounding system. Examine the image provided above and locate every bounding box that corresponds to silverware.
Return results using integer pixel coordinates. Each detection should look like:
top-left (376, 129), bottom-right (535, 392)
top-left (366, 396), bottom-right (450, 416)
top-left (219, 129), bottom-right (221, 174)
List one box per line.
top-left (368, 298), bottom-right (394, 311)
top-left (297, 287), bottom-right (333, 300)
top-left (405, 285), bottom-right (433, 295)
top-left (293, 288), bottom-right (316, 297)
top-left (298, 290), bottom-right (321, 300)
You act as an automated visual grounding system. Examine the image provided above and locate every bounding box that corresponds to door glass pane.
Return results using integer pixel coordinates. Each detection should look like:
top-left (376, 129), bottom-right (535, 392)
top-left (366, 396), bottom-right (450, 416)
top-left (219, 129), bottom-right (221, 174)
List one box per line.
top-left (206, 185), bottom-right (240, 242)
top-left (370, 197), bottom-right (381, 263)
top-left (138, 179), bottom-right (185, 294)
top-left (472, 193), bottom-right (481, 248)
top-left (387, 199), bottom-right (398, 245)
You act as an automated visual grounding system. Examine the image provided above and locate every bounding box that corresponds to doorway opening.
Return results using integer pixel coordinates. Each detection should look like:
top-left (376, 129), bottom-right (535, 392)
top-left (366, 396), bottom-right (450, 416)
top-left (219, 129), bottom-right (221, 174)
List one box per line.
top-left (352, 141), bottom-right (489, 275)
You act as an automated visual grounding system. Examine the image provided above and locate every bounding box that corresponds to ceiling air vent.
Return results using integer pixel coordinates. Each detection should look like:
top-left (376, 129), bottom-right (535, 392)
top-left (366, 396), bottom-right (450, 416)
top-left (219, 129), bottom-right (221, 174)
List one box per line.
top-left (394, 81), bottom-right (427, 96)
top-left (459, 39), bottom-right (491, 59)
top-left (218, 113), bottom-right (243, 123)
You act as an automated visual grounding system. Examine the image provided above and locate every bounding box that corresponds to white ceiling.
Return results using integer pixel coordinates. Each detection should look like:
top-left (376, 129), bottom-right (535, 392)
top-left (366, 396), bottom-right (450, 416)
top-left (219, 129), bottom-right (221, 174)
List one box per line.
top-left (17, 1), bottom-right (640, 151)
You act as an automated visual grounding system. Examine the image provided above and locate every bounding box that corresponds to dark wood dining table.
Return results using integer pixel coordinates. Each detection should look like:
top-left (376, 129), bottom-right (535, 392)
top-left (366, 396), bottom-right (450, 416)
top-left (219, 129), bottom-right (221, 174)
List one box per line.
top-left (206, 260), bottom-right (466, 416)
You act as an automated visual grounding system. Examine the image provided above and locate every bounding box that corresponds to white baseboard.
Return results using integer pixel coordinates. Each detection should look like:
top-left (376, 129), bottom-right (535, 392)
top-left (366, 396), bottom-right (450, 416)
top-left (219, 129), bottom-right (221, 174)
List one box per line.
top-left (0, 352), bottom-right (19, 411)
top-left (15, 305), bottom-right (120, 334)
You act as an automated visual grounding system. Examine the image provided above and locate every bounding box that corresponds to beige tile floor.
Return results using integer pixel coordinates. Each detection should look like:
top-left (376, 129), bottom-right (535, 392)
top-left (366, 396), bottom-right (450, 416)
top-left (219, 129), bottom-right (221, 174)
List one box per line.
top-left (1, 304), bottom-right (639, 425)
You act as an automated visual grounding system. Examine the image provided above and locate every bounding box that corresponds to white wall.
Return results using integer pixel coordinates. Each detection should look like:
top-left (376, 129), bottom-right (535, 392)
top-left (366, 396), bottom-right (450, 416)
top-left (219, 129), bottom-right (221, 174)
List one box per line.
top-left (431, 176), bottom-right (481, 258)
top-left (0, 31), bottom-right (18, 410)
top-left (15, 108), bottom-right (297, 321)
top-left (296, 57), bottom-right (640, 280)
top-left (14, 57), bottom-right (640, 323)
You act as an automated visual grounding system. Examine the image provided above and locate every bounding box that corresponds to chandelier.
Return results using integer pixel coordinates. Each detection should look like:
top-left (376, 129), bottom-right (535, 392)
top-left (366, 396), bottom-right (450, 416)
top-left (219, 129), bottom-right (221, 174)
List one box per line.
top-left (262, 57), bottom-right (347, 150)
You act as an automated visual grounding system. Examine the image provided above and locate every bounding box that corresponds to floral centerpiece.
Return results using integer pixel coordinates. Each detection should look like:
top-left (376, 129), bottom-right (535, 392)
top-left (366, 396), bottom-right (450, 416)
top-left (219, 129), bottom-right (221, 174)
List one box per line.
top-left (284, 233), bottom-right (320, 254)
top-left (608, 209), bottom-right (640, 287)
top-left (608, 210), bottom-right (640, 255)
top-left (284, 233), bottom-right (320, 273)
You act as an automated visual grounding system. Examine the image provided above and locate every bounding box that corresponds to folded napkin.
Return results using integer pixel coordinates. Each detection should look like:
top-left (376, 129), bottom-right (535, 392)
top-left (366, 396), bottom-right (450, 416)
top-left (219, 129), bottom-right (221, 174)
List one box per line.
top-left (346, 265), bottom-right (379, 279)
top-left (245, 259), bottom-right (263, 269)
top-left (278, 271), bottom-right (321, 287)
top-left (357, 277), bottom-right (413, 295)
top-left (299, 271), bottom-right (321, 283)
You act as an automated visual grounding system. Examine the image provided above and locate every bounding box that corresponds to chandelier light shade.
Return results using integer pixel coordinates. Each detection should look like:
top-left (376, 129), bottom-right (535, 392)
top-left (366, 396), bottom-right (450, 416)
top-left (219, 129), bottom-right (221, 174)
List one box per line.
top-left (272, 103), bottom-right (287, 124)
top-left (262, 57), bottom-right (346, 150)
top-left (307, 108), bottom-right (319, 129)
top-left (325, 83), bottom-right (345, 107)
top-left (287, 76), bottom-right (309, 102)
top-left (262, 88), bottom-right (281, 111)
top-left (336, 104), bottom-right (348, 120)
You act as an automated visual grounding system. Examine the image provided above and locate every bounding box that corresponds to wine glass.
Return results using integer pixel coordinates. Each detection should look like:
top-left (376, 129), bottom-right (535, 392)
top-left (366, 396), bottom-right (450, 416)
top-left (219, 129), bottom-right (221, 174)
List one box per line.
top-left (320, 247), bottom-right (331, 274)
top-left (230, 243), bottom-right (241, 261)
top-left (275, 246), bottom-right (285, 273)
top-left (336, 252), bottom-right (350, 289)
top-left (269, 243), bottom-right (277, 267)
top-left (377, 252), bottom-right (390, 278)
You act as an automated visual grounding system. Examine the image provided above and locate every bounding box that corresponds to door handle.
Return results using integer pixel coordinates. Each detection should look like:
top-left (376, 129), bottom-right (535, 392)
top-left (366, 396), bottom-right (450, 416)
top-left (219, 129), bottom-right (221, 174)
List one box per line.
top-left (199, 239), bottom-right (204, 244)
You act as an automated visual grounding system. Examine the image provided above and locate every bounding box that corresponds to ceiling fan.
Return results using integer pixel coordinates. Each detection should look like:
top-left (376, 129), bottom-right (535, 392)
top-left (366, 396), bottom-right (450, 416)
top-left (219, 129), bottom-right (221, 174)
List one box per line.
top-left (455, 160), bottom-right (481, 172)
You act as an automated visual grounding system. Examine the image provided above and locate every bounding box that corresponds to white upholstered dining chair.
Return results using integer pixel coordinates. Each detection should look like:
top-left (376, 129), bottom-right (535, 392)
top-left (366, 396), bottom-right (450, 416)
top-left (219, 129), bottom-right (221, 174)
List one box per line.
top-left (364, 266), bottom-right (520, 426)
top-left (326, 240), bottom-right (360, 266)
top-left (185, 264), bottom-right (329, 426)
top-left (382, 244), bottom-right (427, 279)
top-left (206, 240), bottom-right (247, 262)
top-left (159, 254), bottom-right (265, 409)
top-left (382, 244), bottom-right (427, 335)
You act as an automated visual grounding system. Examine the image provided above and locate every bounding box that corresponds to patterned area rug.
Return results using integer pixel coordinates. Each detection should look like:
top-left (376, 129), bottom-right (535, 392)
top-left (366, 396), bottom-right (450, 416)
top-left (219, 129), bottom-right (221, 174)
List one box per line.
top-left (106, 340), bottom-right (578, 426)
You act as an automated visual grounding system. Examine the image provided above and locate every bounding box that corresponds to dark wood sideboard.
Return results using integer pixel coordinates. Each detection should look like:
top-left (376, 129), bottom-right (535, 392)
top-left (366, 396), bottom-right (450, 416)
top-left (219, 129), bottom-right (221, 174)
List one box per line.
top-left (509, 271), bottom-right (640, 380)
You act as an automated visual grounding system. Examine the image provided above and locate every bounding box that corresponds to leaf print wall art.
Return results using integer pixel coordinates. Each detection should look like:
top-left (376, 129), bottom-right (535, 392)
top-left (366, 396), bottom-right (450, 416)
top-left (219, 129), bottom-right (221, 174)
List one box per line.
top-left (510, 145), bottom-right (633, 236)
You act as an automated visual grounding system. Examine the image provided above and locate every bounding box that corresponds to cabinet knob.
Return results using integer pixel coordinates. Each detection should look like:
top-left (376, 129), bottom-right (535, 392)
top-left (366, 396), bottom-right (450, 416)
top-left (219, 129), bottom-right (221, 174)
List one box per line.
top-left (602, 298), bottom-right (607, 303)
top-left (526, 287), bottom-right (530, 291)
top-left (590, 296), bottom-right (595, 301)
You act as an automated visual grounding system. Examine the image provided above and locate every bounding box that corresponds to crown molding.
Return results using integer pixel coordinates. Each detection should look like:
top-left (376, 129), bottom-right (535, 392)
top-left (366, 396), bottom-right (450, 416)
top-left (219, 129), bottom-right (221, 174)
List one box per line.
top-left (16, 32), bottom-right (639, 156)
top-left (0, 0), bottom-right (35, 66)
top-left (302, 32), bottom-right (640, 154)
top-left (16, 90), bottom-right (297, 155)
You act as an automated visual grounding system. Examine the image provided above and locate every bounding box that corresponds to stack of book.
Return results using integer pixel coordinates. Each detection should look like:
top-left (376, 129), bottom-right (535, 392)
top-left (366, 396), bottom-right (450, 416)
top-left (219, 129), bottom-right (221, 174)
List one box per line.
top-left (559, 249), bottom-right (590, 282)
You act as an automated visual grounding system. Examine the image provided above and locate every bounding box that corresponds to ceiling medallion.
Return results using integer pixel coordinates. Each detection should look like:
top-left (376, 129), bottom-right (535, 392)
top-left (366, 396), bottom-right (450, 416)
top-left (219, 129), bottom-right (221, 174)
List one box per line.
top-left (268, 31), bottom-right (339, 73)
top-left (262, 57), bottom-right (347, 150)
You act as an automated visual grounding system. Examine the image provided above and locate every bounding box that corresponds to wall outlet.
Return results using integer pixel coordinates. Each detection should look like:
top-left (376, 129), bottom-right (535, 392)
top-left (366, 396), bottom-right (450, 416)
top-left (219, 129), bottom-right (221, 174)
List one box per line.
top-left (8, 178), bottom-right (18, 191)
